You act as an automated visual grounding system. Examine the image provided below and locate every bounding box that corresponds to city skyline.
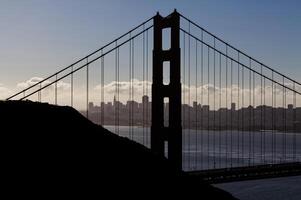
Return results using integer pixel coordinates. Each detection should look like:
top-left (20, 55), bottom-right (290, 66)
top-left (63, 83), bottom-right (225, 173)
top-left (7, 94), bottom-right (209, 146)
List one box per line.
top-left (85, 94), bottom-right (301, 131)
top-left (88, 94), bottom-right (301, 111)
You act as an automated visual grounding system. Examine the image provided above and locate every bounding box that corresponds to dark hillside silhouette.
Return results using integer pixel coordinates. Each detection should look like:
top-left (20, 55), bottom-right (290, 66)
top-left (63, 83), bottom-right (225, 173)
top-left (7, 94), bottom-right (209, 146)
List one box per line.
top-left (0, 101), bottom-right (236, 199)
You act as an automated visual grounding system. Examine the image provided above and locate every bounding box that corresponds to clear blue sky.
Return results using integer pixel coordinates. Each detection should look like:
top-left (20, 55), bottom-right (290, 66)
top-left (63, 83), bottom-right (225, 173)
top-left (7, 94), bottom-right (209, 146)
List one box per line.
top-left (0, 0), bottom-right (300, 90)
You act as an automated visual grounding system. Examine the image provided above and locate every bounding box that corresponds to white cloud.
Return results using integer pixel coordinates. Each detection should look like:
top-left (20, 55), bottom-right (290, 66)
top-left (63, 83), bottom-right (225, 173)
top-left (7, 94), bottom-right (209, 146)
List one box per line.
top-left (10, 77), bottom-right (72, 104)
top-left (0, 83), bottom-right (12, 100)
top-left (93, 79), bottom-right (301, 109)
top-left (17, 77), bottom-right (70, 91)
top-left (94, 79), bottom-right (152, 104)
top-left (3, 76), bottom-right (300, 110)
top-left (17, 77), bottom-right (44, 89)
top-left (95, 79), bottom-right (151, 95)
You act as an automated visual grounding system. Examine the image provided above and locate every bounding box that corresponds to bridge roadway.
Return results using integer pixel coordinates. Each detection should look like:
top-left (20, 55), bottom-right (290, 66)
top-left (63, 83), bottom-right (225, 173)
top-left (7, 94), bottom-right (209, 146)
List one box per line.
top-left (188, 162), bottom-right (301, 184)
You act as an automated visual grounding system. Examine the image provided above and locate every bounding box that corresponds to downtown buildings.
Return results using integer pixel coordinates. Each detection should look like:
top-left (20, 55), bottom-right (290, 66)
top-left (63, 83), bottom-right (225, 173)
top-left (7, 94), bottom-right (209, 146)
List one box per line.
top-left (85, 95), bottom-right (301, 132)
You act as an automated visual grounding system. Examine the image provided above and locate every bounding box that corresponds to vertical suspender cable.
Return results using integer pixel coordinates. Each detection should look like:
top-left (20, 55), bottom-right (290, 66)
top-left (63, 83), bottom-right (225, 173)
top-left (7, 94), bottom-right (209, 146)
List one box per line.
top-left (249, 59), bottom-right (252, 166)
top-left (219, 52), bottom-right (222, 168)
top-left (242, 56), bottom-right (244, 166)
top-left (132, 35), bottom-right (135, 139)
top-left (213, 38), bottom-right (216, 169)
top-left (225, 45), bottom-right (228, 167)
top-left (274, 73), bottom-right (277, 163)
top-left (114, 41), bottom-right (120, 135)
top-left (129, 32), bottom-right (132, 138)
top-left (282, 76), bottom-right (285, 162)
top-left (285, 82), bottom-right (287, 162)
top-left (283, 76), bottom-right (287, 162)
top-left (242, 57), bottom-right (245, 166)
top-left (195, 39), bottom-right (198, 169)
top-left (272, 71), bottom-right (274, 163)
top-left (237, 52), bottom-right (240, 166)
top-left (101, 50), bottom-right (104, 126)
top-left (252, 66), bottom-right (256, 165)
top-left (115, 41), bottom-right (118, 134)
top-left (260, 64), bottom-right (263, 163)
top-left (188, 22), bottom-right (191, 169)
top-left (71, 66), bottom-right (73, 107)
top-left (117, 45), bottom-right (120, 135)
top-left (200, 30), bottom-right (204, 169)
top-left (86, 58), bottom-right (89, 119)
top-left (55, 73), bottom-right (58, 105)
top-left (230, 59), bottom-right (233, 168)
top-left (207, 46), bottom-right (210, 169)
top-left (263, 77), bottom-right (266, 163)
top-left (39, 83), bottom-right (42, 102)
top-left (183, 32), bottom-right (186, 168)
top-left (143, 24), bottom-right (145, 145)
top-left (37, 85), bottom-right (39, 102)
top-left (146, 29), bottom-right (149, 147)
top-left (293, 83), bottom-right (296, 161)
top-left (116, 47), bottom-right (119, 133)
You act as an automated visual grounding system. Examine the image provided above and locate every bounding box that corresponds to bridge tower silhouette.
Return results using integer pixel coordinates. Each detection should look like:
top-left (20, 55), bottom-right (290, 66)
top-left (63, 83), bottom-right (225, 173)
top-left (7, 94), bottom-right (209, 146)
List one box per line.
top-left (151, 10), bottom-right (182, 170)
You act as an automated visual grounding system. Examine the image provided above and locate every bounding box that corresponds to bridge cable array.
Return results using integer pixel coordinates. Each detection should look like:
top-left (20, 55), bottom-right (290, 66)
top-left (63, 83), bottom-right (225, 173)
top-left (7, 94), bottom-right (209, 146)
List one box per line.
top-left (179, 13), bottom-right (300, 170)
top-left (6, 11), bottom-right (300, 172)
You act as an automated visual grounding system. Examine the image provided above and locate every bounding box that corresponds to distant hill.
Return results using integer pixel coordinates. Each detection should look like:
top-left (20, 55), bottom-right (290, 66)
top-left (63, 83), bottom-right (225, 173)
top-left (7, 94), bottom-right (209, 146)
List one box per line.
top-left (0, 100), bottom-right (236, 199)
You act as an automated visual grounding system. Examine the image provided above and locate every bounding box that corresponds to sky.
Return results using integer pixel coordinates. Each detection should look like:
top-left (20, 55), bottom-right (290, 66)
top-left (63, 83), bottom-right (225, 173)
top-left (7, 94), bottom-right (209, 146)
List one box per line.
top-left (0, 0), bottom-right (301, 104)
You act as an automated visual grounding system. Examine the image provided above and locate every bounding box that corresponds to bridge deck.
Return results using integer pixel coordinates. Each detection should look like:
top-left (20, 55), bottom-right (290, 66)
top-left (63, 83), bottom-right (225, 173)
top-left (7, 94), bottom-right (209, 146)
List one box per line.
top-left (188, 162), bottom-right (301, 183)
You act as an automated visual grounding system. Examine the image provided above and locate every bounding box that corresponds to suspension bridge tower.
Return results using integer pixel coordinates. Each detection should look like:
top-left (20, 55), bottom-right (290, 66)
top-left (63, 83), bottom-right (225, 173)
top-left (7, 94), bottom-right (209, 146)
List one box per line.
top-left (151, 10), bottom-right (182, 170)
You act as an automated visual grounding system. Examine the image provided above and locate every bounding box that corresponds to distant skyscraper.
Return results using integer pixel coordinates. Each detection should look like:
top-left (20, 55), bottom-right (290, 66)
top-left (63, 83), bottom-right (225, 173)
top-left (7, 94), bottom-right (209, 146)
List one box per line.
top-left (89, 102), bottom-right (94, 112)
top-left (202, 105), bottom-right (209, 112)
top-left (142, 95), bottom-right (150, 125)
top-left (142, 95), bottom-right (149, 105)
top-left (126, 100), bottom-right (138, 112)
top-left (100, 102), bottom-right (105, 109)
top-left (231, 103), bottom-right (236, 111)
top-left (113, 95), bottom-right (116, 106)
top-left (193, 101), bottom-right (197, 109)
top-left (107, 102), bottom-right (113, 112)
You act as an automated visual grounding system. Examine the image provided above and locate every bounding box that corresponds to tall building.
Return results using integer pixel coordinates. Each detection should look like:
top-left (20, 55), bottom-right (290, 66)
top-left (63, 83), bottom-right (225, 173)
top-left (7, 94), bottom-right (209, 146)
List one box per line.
top-left (89, 102), bottom-right (94, 112)
top-left (142, 95), bottom-right (151, 125)
top-left (100, 102), bottom-right (105, 110)
top-left (142, 95), bottom-right (149, 106)
top-left (202, 105), bottom-right (210, 112)
top-left (106, 102), bottom-right (113, 113)
top-left (126, 100), bottom-right (139, 112)
top-left (193, 101), bottom-right (197, 109)
top-left (231, 103), bottom-right (236, 111)
top-left (113, 95), bottom-right (116, 106)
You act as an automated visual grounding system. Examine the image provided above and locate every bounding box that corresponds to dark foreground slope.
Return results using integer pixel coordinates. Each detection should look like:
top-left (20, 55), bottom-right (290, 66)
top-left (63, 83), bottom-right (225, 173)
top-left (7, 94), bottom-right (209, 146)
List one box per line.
top-left (0, 101), bottom-right (236, 199)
